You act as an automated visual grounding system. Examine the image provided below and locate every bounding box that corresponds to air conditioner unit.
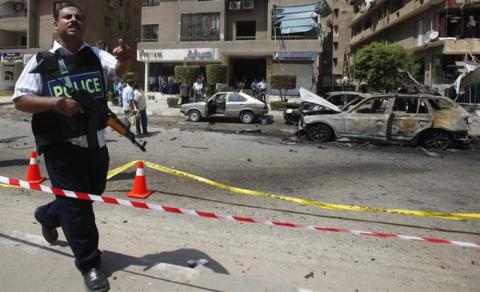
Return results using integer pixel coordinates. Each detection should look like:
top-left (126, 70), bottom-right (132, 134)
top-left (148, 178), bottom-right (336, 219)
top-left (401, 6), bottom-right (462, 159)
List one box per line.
top-left (13, 2), bottom-right (25, 12)
top-left (242, 0), bottom-right (254, 10)
top-left (229, 1), bottom-right (241, 10)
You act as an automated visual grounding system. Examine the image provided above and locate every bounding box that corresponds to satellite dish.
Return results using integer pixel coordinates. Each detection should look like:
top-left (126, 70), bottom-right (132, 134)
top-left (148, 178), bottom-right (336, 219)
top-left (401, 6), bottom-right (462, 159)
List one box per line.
top-left (428, 31), bottom-right (439, 41)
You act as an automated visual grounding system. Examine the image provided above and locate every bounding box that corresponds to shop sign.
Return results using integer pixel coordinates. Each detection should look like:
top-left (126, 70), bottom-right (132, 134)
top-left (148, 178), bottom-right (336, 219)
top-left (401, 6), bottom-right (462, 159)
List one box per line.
top-left (273, 51), bottom-right (317, 61)
top-left (1, 53), bottom-right (23, 64)
top-left (137, 48), bottom-right (221, 62)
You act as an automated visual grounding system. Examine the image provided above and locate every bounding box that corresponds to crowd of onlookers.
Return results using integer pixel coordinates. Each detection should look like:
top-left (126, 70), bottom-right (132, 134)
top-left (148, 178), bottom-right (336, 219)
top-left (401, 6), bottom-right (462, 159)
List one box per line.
top-left (109, 74), bottom-right (268, 112)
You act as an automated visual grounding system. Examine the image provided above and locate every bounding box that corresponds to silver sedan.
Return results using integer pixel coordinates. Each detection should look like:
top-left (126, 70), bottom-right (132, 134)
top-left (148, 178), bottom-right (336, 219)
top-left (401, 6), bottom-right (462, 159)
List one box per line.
top-left (180, 91), bottom-right (268, 124)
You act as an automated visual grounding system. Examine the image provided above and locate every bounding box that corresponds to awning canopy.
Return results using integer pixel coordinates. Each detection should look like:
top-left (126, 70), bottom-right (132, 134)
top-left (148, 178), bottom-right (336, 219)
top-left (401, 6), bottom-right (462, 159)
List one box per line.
top-left (273, 1), bottom-right (331, 35)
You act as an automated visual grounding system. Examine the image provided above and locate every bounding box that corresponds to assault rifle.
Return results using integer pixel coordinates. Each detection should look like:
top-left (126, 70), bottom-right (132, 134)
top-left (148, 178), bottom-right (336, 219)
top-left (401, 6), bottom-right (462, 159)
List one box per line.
top-left (70, 89), bottom-right (147, 152)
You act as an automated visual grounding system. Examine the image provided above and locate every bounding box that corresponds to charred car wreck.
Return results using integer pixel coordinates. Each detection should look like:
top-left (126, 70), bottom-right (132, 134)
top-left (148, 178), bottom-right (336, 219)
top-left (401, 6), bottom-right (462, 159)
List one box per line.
top-left (297, 88), bottom-right (471, 149)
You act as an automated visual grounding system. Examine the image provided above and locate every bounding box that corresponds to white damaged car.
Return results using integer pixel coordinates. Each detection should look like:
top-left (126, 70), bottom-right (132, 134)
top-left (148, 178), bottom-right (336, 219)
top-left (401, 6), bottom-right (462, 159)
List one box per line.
top-left (298, 89), bottom-right (471, 149)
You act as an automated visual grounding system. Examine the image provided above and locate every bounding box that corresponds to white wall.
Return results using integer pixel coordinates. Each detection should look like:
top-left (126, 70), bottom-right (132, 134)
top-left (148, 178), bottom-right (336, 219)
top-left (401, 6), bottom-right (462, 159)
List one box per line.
top-left (271, 62), bottom-right (315, 96)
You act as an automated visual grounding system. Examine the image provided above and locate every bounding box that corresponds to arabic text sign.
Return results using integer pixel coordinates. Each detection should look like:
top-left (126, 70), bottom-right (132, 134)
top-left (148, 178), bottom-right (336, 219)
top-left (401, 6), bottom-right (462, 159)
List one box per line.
top-left (137, 48), bottom-right (221, 62)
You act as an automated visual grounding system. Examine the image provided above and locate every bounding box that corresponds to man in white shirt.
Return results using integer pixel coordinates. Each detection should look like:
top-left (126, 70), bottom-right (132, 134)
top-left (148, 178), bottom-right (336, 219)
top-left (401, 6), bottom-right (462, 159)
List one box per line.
top-left (121, 80), bottom-right (135, 129)
top-left (192, 77), bottom-right (204, 102)
top-left (12, 2), bottom-right (131, 291)
top-left (133, 83), bottom-right (148, 136)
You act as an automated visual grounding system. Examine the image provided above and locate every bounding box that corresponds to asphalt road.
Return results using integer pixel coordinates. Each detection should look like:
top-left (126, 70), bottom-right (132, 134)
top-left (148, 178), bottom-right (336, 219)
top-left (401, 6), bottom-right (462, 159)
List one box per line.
top-left (0, 104), bottom-right (479, 291)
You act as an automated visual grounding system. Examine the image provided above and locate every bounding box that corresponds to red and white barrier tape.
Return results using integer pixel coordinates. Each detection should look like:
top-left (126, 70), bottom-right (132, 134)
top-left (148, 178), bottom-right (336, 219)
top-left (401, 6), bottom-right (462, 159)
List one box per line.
top-left (1, 175), bottom-right (479, 250)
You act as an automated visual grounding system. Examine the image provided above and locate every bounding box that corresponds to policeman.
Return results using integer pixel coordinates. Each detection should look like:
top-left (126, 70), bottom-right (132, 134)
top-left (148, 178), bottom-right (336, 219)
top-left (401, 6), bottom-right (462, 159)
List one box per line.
top-left (12, 2), bottom-right (131, 291)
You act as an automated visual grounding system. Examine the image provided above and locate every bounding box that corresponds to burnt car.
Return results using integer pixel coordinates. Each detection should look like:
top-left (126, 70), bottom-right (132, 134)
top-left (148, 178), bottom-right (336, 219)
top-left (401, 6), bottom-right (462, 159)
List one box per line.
top-left (180, 91), bottom-right (268, 124)
top-left (283, 89), bottom-right (369, 124)
top-left (299, 93), bottom-right (471, 149)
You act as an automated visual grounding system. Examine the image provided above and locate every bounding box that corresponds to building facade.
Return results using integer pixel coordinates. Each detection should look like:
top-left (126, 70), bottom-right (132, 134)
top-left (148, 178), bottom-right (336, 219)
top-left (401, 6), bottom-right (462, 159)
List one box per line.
top-left (319, 0), bottom-right (353, 93)
top-left (0, 0), bottom-right (141, 92)
top-left (138, 0), bottom-right (331, 95)
top-left (350, 0), bottom-right (480, 102)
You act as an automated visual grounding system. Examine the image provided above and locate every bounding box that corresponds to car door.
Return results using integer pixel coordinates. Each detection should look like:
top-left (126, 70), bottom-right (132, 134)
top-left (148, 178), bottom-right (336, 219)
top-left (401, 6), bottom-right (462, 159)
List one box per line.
top-left (344, 97), bottom-right (393, 140)
top-left (390, 97), bottom-right (432, 141)
top-left (206, 94), bottom-right (217, 116)
top-left (226, 93), bottom-right (247, 117)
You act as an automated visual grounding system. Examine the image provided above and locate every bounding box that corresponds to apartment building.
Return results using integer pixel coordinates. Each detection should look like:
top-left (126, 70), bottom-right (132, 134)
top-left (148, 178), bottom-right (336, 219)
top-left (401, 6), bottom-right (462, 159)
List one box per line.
top-left (0, 0), bottom-right (141, 92)
top-left (349, 0), bottom-right (480, 102)
top-left (319, 0), bottom-right (353, 93)
top-left (138, 0), bottom-right (331, 95)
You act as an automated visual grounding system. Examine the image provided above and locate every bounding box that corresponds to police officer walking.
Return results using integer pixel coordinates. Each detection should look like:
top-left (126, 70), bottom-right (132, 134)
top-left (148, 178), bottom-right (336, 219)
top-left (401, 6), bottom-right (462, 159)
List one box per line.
top-left (12, 2), bottom-right (131, 291)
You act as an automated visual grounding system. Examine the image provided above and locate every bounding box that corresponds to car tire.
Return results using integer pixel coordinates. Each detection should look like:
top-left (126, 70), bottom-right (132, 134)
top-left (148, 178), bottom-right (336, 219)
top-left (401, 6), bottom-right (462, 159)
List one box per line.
top-left (240, 111), bottom-right (254, 124)
top-left (420, 130), bottom-right (452, 149)
top-left (306, 123), bottom-right (334, 143)
top-left (188, 110), bottom-right (201, 122)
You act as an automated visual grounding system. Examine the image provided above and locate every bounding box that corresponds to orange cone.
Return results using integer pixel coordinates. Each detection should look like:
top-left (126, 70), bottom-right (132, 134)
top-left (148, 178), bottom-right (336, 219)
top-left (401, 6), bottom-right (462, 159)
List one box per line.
top-left (127, 161), bottom-right (153, 199)
top-left (25, 151), bottom-right (45, 183)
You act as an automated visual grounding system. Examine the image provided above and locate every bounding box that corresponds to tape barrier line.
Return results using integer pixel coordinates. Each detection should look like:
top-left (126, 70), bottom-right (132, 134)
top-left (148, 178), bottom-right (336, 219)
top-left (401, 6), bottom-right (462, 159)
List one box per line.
top-left (1, 175), bottom-right (479, 250)
top-left (107, 161), bottom-right (480, 221)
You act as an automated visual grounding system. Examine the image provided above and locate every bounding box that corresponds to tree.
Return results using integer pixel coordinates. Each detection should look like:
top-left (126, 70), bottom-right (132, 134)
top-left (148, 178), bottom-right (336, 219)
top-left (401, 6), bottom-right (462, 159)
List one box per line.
top-left (270, 75), bottom-right (296, 101)
top-left (353, 42), bottom-right (419, 91)
top-left (205, 64), bottom-right (227, 93)
top-left (174, 65), bottom-right (200, 85)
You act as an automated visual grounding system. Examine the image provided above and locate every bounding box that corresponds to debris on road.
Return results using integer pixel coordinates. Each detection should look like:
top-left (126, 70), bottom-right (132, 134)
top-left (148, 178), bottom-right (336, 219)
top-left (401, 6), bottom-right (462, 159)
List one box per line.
top-left (420, 147), bottom-right (443, 158)
top-left (304, 272), bottom-right (314, 279)
top-left (181, 146), bottom-right (209, 150)
top-left (187, 258), bottom-right (209, 268)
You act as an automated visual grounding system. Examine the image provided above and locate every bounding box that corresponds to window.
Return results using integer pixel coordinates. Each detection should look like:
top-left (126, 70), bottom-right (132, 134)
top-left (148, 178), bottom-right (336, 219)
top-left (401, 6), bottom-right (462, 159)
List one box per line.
top-left (104, 16), bottom-right (111, 29)
top-left (143, 0), bottom-right (159, 6)
top-left (142, 24), bottom-right (159, 42)
top-left (236, 21), bottom-right (256, 40)
top-left (393, 97), bottom-right (427, 114)
top-left (354, 98), bottom-right (390, 114)
top-left (428, 98), bottom-right (453, 110)
top-left (118, 21), bottom-right (123, 31)
top-left (181, 13), bottom-right (220, 41)
top-left (228, 94), bottom-right (247, 102)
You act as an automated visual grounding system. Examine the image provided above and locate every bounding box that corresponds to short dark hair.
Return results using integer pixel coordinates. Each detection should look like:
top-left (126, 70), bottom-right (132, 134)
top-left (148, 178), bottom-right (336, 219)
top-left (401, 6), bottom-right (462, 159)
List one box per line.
top-left (53, 1), bottom-right (84, 21)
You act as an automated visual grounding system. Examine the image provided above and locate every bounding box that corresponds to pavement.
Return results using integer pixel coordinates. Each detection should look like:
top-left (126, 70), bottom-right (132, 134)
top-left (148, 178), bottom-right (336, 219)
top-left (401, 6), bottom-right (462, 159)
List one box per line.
top-left (2, 93), bottom-right (479, 137)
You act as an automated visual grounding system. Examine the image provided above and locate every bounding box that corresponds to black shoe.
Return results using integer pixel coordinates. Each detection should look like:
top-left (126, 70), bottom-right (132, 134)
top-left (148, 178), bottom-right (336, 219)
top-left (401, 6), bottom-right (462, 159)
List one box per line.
top-left (34, 208), bottom-right (58, 245)
top-left (83, 267), bottom-right (110, 292)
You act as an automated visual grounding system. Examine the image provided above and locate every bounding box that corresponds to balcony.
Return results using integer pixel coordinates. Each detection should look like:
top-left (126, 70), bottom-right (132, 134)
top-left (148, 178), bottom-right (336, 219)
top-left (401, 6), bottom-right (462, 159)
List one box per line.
top-left (0, 15), bottom-right (27, 32)
top-left (442, 39), bottom-right (480, 55)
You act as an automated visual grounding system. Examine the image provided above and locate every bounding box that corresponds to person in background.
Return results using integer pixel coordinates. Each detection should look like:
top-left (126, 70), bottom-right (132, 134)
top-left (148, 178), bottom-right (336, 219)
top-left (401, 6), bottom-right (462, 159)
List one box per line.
top-left (133, 83), bottom-right (148, 137)
top-left (122, 80), bottom-right (135, 129)
top-left (179, 81), bottom-right (190, 104)
top-left (256, 78), bottom-right (267, 103)
top-left (250, 78), bottom-right (257, 97)
top-left (192, 77), bottom-right (204, 102)
top-left (12, 2), bottom-right (131, 291)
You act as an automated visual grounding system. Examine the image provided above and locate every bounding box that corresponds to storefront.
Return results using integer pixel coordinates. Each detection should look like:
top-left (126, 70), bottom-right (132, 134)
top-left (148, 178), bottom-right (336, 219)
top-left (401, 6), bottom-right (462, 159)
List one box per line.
top-left (271, 51), bottom-right (318, 95)
top-left (0, 52), bottom-right (29, 92)
top-left (137, 48), bottom-right (223, 93)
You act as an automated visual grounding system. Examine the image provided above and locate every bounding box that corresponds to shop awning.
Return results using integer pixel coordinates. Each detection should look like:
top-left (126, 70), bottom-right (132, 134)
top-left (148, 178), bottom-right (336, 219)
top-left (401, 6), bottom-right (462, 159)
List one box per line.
top-left (273, 51), bottom-right (317, 61)
top-left (273, 1), bottom-right (331, 34)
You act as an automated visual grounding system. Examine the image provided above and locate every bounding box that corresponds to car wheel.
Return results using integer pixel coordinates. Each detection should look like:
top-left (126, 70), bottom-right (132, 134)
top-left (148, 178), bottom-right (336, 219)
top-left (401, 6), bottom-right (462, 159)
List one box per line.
top-left (240, 111), bottom-right (254, 124)
top-left (188, 110), bottom-right (201, 122)
top-left (306, 123), bottom-right (334, 142)
top-left (420, 130), bottom-right (452, 149)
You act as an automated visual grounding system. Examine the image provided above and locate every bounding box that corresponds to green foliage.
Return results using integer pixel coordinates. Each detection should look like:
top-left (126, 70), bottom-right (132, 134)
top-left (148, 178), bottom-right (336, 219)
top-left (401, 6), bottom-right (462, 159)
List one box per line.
top-left (167, 97), bottom-right (180, 108)
top-left (270, 101), bottom-right (289, 111)
top-left (206, 64), bottom-right (227, 85)
top-left (174, 66), bottom-right (200, 85)
top-left (270, 75), bottom-right (297, 101)
top-left (353, 42), bottom-right (419, 91)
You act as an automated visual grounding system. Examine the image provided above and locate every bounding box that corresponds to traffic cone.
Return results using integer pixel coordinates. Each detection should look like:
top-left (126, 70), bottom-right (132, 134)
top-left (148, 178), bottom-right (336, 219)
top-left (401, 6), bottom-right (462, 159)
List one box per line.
top-left (127, 161), bottom-right (153, 199)
top-left (25, 151), bottom-right (45, 184)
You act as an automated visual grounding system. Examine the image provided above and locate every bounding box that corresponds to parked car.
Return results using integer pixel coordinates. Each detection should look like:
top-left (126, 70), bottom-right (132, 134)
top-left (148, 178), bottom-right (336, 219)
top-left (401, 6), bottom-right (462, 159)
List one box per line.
top-left (180, 91), bottom-right (268, 124)
top-left (299, 93), bottom-right (471, 149)
top-left (283, 88), bottom-right (370, 125)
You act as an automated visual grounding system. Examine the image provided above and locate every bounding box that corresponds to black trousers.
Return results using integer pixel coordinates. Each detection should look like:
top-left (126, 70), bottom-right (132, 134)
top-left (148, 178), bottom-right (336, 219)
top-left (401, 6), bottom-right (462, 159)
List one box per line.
top-left (35, 143), bottom-right (109, 273)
